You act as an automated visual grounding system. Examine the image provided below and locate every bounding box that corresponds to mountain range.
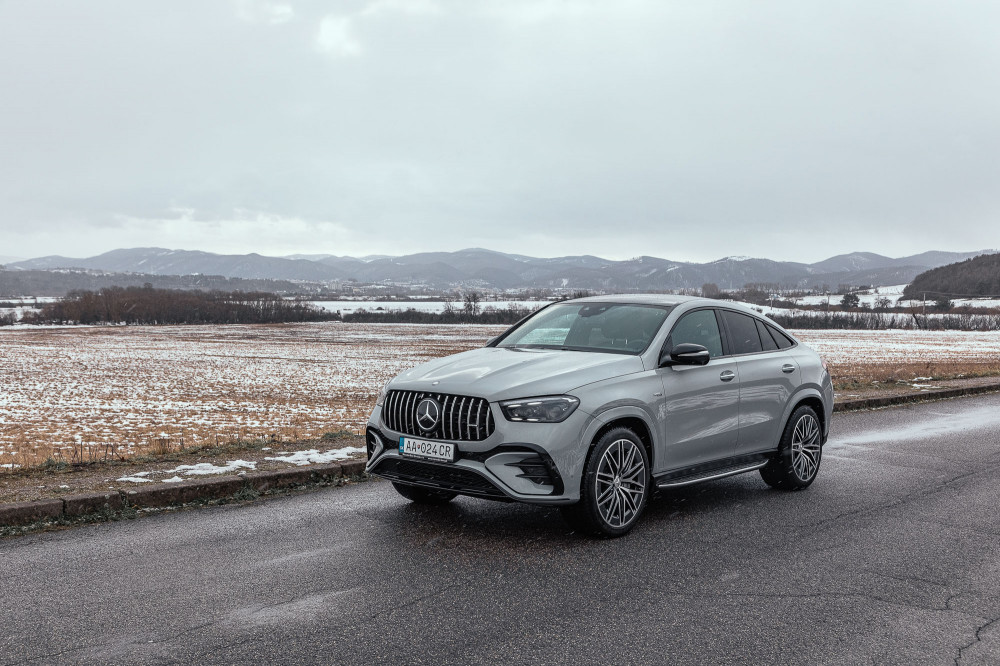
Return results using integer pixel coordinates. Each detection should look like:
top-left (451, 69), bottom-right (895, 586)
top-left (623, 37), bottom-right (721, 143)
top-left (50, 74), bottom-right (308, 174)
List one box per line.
top-left (6, 247), bottom-right (995, 291)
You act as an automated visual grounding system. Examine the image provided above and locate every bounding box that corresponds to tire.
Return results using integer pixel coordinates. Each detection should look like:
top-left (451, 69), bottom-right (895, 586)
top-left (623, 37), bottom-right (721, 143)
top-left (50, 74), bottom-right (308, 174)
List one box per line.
top-left (561, 427), bottom-right (650, 538)
top-left (391, 482), bottom-right (458, 504)
top-left (760, 405), bottom-right (822, 490)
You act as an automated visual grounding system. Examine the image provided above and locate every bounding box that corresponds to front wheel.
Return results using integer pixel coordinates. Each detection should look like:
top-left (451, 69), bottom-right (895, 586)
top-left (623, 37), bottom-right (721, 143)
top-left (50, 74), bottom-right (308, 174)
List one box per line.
top-left (760, 405), bottom-right (822, 490)
top-left (561, 427), bottom-right (650, 538)
top-left (391, 482), bottom-right (457, 504)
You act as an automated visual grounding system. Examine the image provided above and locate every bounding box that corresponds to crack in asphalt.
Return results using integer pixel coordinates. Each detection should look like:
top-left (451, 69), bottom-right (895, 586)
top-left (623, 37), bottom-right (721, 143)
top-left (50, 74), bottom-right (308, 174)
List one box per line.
top-left (794, 458), bottom-right (1000, 538)
top-left (3, 643), bottom-right (109, 666)
top-left (955, 616), bottom-right (1000, 665)
top-left (653, 589), bottom-right (971, 615)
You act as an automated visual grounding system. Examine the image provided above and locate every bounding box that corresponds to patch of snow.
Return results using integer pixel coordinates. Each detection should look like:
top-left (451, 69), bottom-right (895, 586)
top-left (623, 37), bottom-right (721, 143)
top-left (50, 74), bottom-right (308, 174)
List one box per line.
top-left (117, 475), bottom-right (152, 483)
top-left (264, 446), bottom-right (365, 466)
top-left (165, 460), bottom-right (256, 476)
top-left (162, 476), bottom-right (185, 483)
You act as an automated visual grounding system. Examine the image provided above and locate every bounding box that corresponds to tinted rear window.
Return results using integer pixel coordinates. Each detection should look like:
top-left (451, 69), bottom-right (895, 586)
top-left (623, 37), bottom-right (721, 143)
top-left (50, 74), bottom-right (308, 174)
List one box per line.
top-left (756, 319), bottom-right (779, 351)
top-left (722, 311), bottom-right (763, 355)
top-left (766, 324), bottom-right (795, 349)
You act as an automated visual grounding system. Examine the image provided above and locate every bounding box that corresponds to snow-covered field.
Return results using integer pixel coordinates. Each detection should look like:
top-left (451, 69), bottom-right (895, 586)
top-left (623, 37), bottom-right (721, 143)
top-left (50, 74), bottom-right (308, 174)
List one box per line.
top-left (792, 285), bottom-right (1000, 309)
top-left (0, 322), bottom-right (504, 467)
top-left (310, 299), bottom-right (548, 314)
top-left (1, 323), bottom-right (999, 467)
top-left (794, 329), bottom-right (1000, 364)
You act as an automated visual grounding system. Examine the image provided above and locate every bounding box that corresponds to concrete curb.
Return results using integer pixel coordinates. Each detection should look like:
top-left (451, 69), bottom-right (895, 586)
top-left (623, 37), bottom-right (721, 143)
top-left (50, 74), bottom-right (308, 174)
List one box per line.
top-left (834, 382), bottom-right (1000, 413)
top-left (0, 458), bottom-right (368, 528)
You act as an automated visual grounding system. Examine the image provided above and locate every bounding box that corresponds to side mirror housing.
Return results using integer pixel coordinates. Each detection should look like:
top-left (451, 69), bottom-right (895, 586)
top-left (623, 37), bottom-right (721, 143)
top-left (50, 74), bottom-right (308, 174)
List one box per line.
top-left (659, 343), bottom-right (711, 367)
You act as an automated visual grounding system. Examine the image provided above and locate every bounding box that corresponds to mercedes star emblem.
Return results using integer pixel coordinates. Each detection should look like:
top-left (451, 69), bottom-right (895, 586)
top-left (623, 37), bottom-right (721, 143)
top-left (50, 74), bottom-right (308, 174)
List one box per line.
top-left (415, 397), bottom-right (441, 431)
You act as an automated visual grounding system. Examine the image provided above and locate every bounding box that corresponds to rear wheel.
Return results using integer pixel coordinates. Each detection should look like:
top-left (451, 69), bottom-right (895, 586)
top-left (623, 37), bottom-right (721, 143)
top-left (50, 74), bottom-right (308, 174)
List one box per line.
top-left (391, 482), bottom-right (457, 504)
top-left (562, 427), bottom-right (650, 538)
top-left (760, 405), bottom-right (822, 490)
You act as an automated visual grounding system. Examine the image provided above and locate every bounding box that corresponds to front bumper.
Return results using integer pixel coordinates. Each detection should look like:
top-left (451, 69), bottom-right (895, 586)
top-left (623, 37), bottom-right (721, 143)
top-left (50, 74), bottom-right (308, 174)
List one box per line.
top-left (365, 404), bottom-right (593, 505)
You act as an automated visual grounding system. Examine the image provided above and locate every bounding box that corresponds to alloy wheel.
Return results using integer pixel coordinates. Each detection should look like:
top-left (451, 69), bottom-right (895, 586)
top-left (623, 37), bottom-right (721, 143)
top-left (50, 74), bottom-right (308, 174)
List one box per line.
top-left (790, 414), bottom-right (821, 482)
top-left (595, 438), bottom-right (647, 529)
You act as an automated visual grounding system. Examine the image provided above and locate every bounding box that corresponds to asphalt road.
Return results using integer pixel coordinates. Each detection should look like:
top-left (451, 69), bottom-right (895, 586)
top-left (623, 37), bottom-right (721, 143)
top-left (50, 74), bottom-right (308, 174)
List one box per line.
top-left (4, 395), bottom-right (1000, 665)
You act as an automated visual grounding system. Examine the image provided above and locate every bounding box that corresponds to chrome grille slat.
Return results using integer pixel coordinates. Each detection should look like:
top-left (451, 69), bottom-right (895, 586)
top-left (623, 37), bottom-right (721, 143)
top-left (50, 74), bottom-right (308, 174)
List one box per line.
top-left (381, 390), bottom-right (494, 442)
top-left (466, 398), bottom-right (474, 440)
top-left (389, 390), bottom-right (399, 431)
top-left (404, 392), bottom-right (414, 434)
top-left (444, 395), bottom-right (453, 440)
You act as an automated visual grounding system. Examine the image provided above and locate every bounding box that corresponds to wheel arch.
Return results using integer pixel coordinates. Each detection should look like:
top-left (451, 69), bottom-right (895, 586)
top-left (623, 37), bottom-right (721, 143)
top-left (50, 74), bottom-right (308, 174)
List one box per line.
top-left (587, 413), bottom-right (655, 470)
top-left (782, 389), bottom-right (828, 444)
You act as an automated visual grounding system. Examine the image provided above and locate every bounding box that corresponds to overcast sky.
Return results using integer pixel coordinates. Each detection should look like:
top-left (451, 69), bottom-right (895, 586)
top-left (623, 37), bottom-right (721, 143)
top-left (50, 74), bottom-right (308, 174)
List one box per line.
top-left (1, 0), bottom-right (998, 263)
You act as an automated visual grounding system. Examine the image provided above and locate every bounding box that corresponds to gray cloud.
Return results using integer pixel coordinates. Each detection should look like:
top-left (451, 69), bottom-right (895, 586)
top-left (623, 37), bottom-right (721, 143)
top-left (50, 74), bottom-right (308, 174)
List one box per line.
top-left (1, 0), bottom-right (998, 261)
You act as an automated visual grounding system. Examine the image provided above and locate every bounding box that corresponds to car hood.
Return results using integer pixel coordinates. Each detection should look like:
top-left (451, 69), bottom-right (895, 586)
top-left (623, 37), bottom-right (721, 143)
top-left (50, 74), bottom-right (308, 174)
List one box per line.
top-left (389, 346), bottom-right (645, 402)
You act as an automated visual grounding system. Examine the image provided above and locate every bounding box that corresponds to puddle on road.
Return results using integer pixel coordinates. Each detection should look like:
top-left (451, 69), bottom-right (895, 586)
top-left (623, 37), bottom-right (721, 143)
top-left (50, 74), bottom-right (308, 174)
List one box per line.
top-left (830, 404), bottom-right (1000, 448)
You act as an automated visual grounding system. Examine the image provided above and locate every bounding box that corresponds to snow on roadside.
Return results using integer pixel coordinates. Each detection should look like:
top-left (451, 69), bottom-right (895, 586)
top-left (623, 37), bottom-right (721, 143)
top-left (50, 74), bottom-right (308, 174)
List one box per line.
top-left (111, 450), bottom-right (363, 484)
top-left (165, 460), bottom-right (256, 476)
top-left (264, 447), bottom-right (366, 466)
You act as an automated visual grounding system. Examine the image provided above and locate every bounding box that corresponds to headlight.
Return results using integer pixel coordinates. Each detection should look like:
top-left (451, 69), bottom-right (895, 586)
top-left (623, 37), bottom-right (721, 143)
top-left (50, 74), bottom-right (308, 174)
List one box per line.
top-left (499, 395), bottom-right (580, 423)
top-left (375, 382), bottom-right (391, 406)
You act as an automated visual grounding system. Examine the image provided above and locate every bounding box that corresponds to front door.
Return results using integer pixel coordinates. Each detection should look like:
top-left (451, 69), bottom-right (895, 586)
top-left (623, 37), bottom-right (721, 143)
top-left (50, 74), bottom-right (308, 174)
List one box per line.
top-left (656, 309), bottom-right (740, 471)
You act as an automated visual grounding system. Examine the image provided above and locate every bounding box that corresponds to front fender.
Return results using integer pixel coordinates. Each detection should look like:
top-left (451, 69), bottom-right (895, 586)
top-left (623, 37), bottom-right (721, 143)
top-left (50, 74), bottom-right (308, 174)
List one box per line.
top-left (581, 404), bottom-right (660, 467)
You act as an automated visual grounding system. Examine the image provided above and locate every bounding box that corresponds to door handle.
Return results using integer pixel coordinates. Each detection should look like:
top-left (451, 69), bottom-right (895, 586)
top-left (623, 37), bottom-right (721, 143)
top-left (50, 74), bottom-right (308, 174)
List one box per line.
top-left (719, 370), bottom-right (736, 382)
top-left (781, 364), bottom-right (796, 374)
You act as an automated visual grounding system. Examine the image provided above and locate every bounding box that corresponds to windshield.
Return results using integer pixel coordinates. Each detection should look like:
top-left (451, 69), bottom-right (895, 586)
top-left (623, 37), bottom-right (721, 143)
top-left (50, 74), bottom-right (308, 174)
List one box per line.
top-left (497, 302), bottom-right (672, 355)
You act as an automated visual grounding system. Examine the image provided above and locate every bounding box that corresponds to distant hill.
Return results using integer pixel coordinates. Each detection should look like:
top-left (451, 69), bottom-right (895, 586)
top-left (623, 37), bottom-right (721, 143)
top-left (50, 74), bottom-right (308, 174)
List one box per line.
top-left (8, 247), bottom-right (995, 291)
top-left (12, 248), bottom-right (344, 281)
top-left (0, 269), bottom-right (305, 298)
top-left (903, 253), bottom-right (1000, 299)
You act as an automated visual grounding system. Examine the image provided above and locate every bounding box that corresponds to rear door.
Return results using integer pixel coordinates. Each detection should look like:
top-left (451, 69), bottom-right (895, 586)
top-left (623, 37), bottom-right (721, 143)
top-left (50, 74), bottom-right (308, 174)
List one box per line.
top-left (720, 310), bottom-right (800, 454)
top-left (655, 308), bottom-right (741, 471)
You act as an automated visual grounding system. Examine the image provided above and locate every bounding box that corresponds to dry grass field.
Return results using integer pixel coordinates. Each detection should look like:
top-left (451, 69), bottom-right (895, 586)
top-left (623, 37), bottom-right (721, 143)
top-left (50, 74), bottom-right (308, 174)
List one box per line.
top-left (2, 323), bottom-right (999, 469)
top-left (794, 329), bottom-right (1000, 390)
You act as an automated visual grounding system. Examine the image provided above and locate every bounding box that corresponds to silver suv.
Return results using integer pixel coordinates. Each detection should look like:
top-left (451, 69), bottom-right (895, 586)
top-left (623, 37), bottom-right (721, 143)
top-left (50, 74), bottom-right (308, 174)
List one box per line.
top-left (365, 295), bottom-right (833, 537)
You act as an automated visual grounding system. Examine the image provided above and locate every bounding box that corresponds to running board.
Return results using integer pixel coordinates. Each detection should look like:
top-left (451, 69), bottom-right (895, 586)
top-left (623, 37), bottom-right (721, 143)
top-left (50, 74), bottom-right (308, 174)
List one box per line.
top-left (655, 460), bottom-right (768, 489)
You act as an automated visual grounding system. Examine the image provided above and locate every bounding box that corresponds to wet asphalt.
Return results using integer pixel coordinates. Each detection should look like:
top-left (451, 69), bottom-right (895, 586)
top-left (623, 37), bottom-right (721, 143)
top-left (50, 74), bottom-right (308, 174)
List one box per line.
top-left (3, 394), bottom-right (1000, 665)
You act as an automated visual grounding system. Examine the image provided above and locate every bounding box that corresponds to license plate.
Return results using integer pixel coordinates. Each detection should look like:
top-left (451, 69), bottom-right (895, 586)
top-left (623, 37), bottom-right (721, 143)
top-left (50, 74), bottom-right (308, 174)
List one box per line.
top-left (399, 436), bottom-right (455, 463)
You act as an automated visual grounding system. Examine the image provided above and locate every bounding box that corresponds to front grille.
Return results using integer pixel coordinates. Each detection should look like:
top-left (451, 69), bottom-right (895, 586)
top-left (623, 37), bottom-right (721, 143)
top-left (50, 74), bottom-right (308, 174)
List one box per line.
top-left (372, 458), bottom-right (508, 500)
top-left (382, 390), bottom-right (495, 441)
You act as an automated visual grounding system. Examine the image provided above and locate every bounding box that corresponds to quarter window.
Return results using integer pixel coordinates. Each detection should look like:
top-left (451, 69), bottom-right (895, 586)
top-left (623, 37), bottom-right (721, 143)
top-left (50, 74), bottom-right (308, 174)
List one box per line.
top-left (756, 319), bottom-right (779, 351)
top-left (766, 324), bottom-right (795, 349)
top-left (722, 311), bottom-right (763, 355)
top-left (669, 310), bottom-right (724, 358)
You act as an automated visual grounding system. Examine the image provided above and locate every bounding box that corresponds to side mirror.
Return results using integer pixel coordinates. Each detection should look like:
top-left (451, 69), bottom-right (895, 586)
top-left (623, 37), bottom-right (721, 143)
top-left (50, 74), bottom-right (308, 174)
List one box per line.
top-left (659, 343), bottom-right (711, 367)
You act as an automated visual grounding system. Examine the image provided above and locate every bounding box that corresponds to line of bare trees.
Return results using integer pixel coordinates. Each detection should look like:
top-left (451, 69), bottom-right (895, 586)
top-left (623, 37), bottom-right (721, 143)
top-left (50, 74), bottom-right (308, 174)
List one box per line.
top-left (21, 286), bottom-right (332, 325)
top-left (343, 302), bottom-right (537, 325)
top-left (765, 310), bottom-right (1000, 331)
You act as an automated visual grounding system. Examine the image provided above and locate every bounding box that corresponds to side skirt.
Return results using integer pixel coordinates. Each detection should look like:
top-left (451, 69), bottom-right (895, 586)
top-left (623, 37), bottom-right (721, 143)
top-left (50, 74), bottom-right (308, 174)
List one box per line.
top-left (653, 453), bottom-right (771, 489)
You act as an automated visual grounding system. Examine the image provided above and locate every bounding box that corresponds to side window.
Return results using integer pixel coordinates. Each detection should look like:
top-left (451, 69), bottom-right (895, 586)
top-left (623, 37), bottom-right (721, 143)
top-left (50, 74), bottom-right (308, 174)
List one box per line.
top-left (722, 311), bottom-right (763, 355)
top-left (755, 319), bottom-right (778, 351)
top-left (766, 324), bottom-right (795, 349)
top-left (669, 310), bottom-right (724, 358)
